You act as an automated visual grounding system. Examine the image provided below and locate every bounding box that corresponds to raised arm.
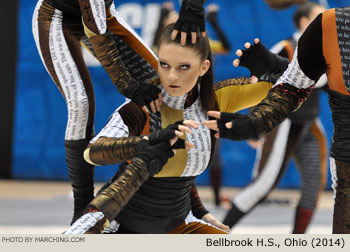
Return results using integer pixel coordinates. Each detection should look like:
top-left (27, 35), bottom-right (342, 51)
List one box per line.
top-left (78, 0), bottom-right (161, 112)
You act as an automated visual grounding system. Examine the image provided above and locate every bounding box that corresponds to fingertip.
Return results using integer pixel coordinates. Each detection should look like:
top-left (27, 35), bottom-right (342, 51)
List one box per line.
top-left (142, 106), bottom-right (149, 113)
top-left (202, 31), bottom-right (207, 37)
top-left (191, 32), bottom-right (196, 44)
top-left (251, 76), bottom-right (258, 84)
top-left (254, 38), bottom-right (260, 44)
top-left (225, 122), bottom-right (232, 129)
top-left (233, 59), bottom-right (239, 67)
top-left (236, 49), bottom-right (242, 56)
top-left (171, 30), bottom-right (178, 40)
top-left (244, 42), bottom-right (250, 49)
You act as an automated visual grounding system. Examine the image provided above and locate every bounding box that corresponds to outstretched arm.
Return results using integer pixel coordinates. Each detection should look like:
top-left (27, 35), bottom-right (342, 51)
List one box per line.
top-left (204, 13), bottom-right (326, 140)
top-left (78, 0), bottom-right (161, 113)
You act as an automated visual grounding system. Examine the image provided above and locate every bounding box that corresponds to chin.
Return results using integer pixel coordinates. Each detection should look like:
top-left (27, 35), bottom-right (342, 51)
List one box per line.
top-left (166, 88), bottom-right (185, 97)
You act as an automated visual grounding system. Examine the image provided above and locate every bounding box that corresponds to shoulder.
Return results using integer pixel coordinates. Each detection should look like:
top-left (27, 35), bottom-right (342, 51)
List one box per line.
top-left (214, 77), bottom-right (252, 91)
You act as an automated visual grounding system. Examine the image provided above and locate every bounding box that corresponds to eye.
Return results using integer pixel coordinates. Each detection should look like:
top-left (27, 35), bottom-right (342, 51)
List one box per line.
top-left (159, 61), bottom-right (169, 68)
top-left (179, 64), bottom-right (191, 70)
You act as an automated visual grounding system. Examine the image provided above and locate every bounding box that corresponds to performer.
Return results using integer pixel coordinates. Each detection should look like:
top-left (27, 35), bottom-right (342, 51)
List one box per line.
top-left (151, 1), bottom-right (231, 206)
top-left (222, 2), bottom-right (328, 234)
top-left (32, 0), bottom-right (206, 224)
top-left (204, 6), bottom-right (350, 234)
top-left (65, 23), bottom-right (273, 234)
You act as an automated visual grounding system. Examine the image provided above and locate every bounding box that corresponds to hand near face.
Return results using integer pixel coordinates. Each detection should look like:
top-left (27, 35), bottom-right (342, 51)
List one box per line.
top-left (171, 0), bottom-right (206, 46)
top-left (233, 38), bottom-right (276, 84)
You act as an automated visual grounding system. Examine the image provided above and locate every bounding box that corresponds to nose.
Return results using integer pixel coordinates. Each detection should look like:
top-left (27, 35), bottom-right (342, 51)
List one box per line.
top-left (168, 68), bottom-right (178, 83)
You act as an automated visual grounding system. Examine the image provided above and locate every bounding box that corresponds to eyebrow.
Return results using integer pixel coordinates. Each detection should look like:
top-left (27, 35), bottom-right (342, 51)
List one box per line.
top-left (159, 58), bottom-right (191, 65)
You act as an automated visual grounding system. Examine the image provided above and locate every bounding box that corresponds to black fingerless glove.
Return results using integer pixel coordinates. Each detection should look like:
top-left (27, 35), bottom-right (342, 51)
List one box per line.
top-left (174, 0), bottom-right (205, 34)
top-left (217, 112), bottom-right (258, 141)
top-left (148, 121), bottom-right (186, 149)
top-left (124, 82), bottom-right (161, 108)
top-left (239, 41), bottom-right (290, 79)
top-left (134, 139), bottom-right (174, 176)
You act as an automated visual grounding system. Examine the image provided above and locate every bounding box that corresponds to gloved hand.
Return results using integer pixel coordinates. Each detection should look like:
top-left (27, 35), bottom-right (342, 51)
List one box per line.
top-left (125, 82), bottom-right (161, 109)
top-left (173, 0), bottom-right (206, 44)
top-left (135, 126), bottom-right (183, 175)
top-left (237, 40), bottom-right (277, 80)
top-left (233, 39), bottom-right (290, 83)
top-left (217, 112), bottom-right (258, 141)
top-left (148, 121), bottom-right (186, 149)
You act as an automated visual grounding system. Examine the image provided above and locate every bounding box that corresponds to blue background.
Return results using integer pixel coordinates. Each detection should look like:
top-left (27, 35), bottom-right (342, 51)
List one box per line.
top-left (14, 0), bottom-right (349, 189)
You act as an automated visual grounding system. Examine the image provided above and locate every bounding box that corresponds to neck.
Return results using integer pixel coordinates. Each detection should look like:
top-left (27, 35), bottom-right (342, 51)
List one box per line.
top-left (161, 83), bottom-right (199, 110)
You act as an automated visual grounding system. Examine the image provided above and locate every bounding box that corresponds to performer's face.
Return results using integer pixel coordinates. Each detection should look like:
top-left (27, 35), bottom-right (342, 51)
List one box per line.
top-left (158, 43), bottom-right (210, 97)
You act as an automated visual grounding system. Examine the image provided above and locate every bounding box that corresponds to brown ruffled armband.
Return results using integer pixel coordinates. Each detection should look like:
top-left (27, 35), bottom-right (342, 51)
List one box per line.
top-left (88, 136), bottom-right (142, 165)
top-left (250, 83), bottom-right (313, 137)
top-left (88, 31), bottom-right (139, 96)
top-left (90, 157), bottom-right (150, 221)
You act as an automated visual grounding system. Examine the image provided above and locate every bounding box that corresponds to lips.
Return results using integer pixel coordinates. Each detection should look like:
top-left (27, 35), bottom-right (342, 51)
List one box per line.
top-left (169, 85), bottom-right (180, 88)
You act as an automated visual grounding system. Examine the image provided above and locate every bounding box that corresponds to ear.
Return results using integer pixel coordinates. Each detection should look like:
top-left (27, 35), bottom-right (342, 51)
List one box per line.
top-left (199, 59), bottom-right (210, 77)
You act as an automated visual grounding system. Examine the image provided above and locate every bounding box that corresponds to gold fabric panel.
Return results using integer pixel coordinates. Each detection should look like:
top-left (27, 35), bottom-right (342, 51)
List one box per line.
top-left (154, 103), bottom-right (187, 177)
top-left (215, 78), bottom-right (272, 113)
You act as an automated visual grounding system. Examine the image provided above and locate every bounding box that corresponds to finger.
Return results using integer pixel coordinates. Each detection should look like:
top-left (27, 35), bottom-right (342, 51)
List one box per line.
top-left (141, 105), bottom-right (149, 114)
top-left (181, 32), bottom-right (187, 46)
top-left (201, 31), bottom-right (207, 37)
top-left (191, 32), bottom-right (196, 44)
top-left (254, 38), bottom-right (260, 44)
top-left (217, 223), bottom-right (230, 233)
top-left (215, 132), bottom-right (219, 138)
top-left (169, 136), bottom-right (179, 146)
top-left (251, 75), bottom-right (258, 84)
top-left (235, 49), bottom-right (242, 57)
top-left (178, 125), bottom-right (192, 134)
top-left (244, 42), bottom-right (251, 49)
top-left (207, 110), bottom-right (221, 119)
top-left (158, 92), bottom-right (163, 107)
top-left (155, 98), bottom-right (161, 112)
top-left (225, 122), bottom-right (233, 129)
top-left (171, 30), bottom-right (179, 40)
top-left (183, 120), bottom-right (200, 128)
top-left (174, 130), bottom-right (184, 137)
top-left (232, 59), bottom-right (240, 67)
top-left (149, 101), bottom-right (156, 113)
top-left (202, 120), bottom-right (218, 131)
top-left (185, 141), bottom-right (194, 149)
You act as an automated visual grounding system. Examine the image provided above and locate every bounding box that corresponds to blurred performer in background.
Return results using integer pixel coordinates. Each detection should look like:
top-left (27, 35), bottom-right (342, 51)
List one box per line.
top-left (152, 2), bottom-right (231, 206)
top-left (204, 3), bottom-right (350, 234)
top-left (32, 0), bottom-right (206, 224)
top-left (222, 2), bottom-right (328, 234)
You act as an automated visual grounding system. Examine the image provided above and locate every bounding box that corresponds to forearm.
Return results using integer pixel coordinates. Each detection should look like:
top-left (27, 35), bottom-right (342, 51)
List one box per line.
top-left (190, 183), bottom-right (209, 219)
top-left (90, 157), bottom-right (150, 221)
top-left (250, 83), bottom-right (313, 137)
top-left (88, 32), bottom-right (140, 97)
top-left (86, 136), bottom-right (142, 165)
